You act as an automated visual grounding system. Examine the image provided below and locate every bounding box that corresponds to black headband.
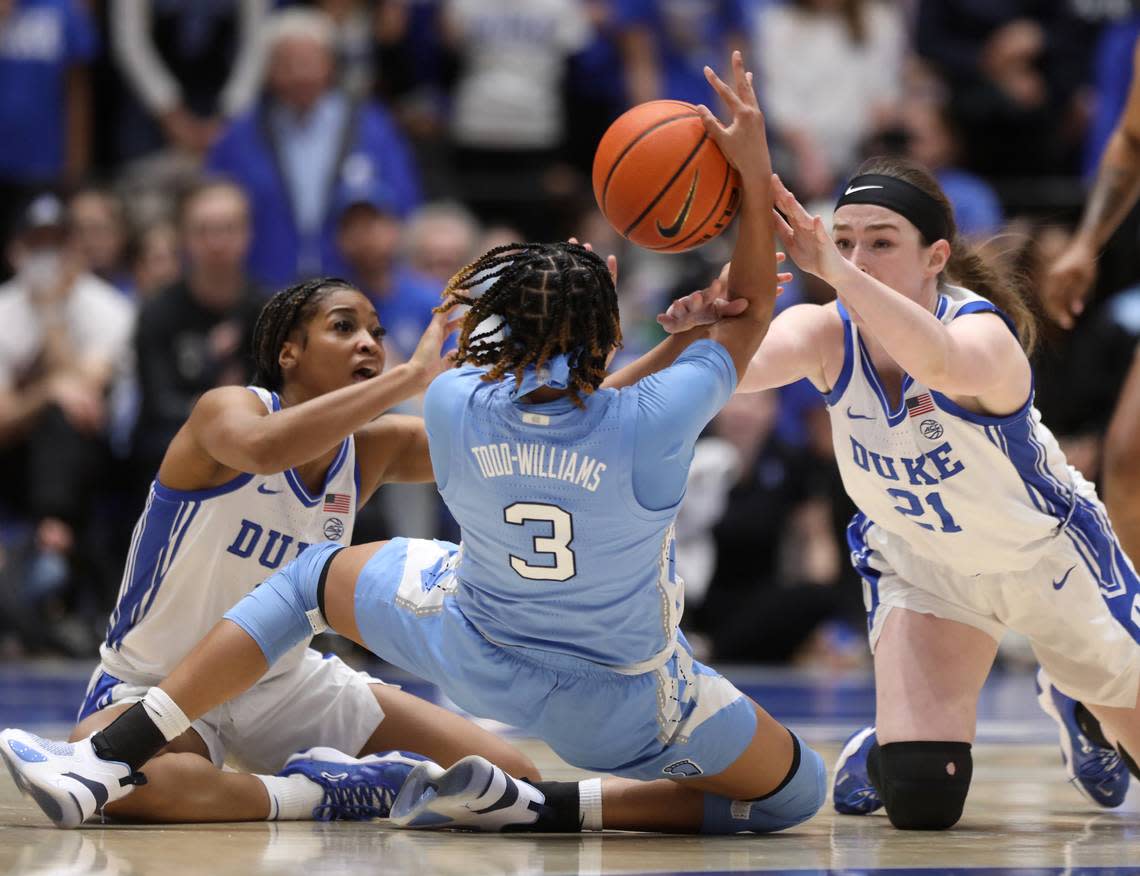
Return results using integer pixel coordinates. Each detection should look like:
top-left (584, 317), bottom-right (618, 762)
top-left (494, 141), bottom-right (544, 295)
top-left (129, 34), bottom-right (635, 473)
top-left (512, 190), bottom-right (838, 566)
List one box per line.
top-left (834, 174), bottom-right (950, 244)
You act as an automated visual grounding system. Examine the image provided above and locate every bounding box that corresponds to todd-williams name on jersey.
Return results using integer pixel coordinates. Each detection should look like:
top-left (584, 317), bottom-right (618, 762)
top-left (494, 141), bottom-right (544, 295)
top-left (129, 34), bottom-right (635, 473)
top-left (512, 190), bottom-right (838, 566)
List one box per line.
top-left (470, 442), bottom-right (607, 492)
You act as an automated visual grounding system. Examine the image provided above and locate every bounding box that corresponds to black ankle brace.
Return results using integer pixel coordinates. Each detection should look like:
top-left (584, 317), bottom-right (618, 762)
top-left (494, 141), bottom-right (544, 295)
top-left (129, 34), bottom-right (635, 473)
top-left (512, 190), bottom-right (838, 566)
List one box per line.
top-left (92, 702), bottom-right (168, 771)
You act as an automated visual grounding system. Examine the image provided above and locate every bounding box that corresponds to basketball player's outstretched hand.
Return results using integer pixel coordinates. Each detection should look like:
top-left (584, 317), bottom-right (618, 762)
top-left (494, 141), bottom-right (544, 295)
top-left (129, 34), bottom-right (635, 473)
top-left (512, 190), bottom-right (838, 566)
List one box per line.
top-left (696, 50), bottom-right (770, 183)
top-left (657, 255), bottom-right (793, 334)
top-left (1041, 237), bottom-right (1096, 329)
top-left (771, 174), bottom-right (845, 284)
top-left (410, 304), bottom-right (464, 384)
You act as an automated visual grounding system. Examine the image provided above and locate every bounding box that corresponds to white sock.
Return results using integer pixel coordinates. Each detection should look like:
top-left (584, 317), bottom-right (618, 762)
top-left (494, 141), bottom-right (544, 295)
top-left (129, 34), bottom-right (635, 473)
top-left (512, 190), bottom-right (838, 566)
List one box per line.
top-left (578, 778), bottom-right (603, 831)
top-left (140, 688), bottom-right (191, 743)
top-left (256, 774), bottom-right (324, 821)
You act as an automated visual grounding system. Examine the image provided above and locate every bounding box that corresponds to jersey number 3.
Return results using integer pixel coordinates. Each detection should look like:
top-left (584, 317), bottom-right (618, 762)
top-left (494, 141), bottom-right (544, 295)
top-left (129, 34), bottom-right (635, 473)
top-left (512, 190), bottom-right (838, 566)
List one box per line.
top-left (504, 502), bottom-right (576, 581)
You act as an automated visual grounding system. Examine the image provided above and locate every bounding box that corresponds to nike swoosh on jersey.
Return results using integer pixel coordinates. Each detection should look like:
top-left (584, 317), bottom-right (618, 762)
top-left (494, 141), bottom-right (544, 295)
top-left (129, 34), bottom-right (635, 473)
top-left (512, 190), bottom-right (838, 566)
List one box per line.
top-left (656, 170), bottom-right (700, 238)
top-left (1052, 565), bottom-right (1077, 590)
top-left (257, 484), bottom-right (282, 495)
top-left (846, 406), bottom-right (876, 421)
top-left (844, 185), bottom-right (884, 195)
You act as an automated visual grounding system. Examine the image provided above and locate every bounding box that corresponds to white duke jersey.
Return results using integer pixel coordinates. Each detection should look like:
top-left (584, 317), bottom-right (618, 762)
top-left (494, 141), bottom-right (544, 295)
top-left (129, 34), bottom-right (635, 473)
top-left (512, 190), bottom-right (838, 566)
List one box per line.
top-left (827, 285), bottom-right (1101, 577)
top-left (100, 387), bottom-right (358, 683)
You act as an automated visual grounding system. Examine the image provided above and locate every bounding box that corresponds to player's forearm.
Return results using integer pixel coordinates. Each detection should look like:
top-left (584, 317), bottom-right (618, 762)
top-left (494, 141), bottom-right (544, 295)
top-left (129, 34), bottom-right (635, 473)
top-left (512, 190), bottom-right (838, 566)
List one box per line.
top-left (827, 261), bottom-right (955, 386)
top-left (600, 327), bottom-right (711, 390)
top-left (237, 364), bottom-right (428, 473)
top-left (725, 175), bottom-right (777, 323)
top-left (1075, 128), bottom-right (1140, 251)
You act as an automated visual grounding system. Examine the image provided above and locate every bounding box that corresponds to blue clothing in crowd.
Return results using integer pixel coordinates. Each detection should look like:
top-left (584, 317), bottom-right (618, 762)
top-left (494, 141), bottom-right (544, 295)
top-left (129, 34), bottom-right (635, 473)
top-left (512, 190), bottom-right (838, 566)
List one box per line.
top-left (1084, 15), bottom-right (1140, 177)
top-left (0, 0), bottom-right (96, 183)
top-left (617, 0), bottom-right (746, 106)
top-left (936, 168), bottom-right (1003, 238)
top-left (368, 267), bottom-right (445, 362)
top-left (206, 96), bottom-right (421, 288)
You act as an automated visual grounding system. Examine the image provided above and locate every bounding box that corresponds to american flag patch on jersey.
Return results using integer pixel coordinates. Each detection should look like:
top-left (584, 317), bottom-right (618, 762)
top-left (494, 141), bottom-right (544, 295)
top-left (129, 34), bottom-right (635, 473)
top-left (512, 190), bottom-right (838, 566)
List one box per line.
top-left (323, 493), bottom-right (352, 513)
top-left (906, 393), bottom-right (935, 417)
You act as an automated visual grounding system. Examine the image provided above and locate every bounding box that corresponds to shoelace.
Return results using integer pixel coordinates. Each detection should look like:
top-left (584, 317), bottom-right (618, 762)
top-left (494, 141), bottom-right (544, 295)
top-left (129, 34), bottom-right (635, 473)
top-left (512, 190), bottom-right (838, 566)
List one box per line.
top-left (313, 777), bottom-right (396, 821)
top-left (1077, 745), bottom-right (1124, 784)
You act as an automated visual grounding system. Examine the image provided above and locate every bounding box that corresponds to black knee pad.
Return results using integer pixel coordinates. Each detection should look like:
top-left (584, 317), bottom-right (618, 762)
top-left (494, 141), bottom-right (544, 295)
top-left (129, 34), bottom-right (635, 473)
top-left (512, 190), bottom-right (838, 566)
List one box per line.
top-left (868, 741), bottom-right (972, 830)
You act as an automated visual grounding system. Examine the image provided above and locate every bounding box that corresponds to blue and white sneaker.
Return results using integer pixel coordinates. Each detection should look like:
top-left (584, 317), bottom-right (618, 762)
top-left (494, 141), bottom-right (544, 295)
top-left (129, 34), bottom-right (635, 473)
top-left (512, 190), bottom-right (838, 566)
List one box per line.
top-left (0, 728), bottom-right (144, 828)
top-left (278, 747), bottom-right (429, 821)
top-left (832, 726), bottom-right (883, 815)
top-left (389, 754), bottom-right (547, 831)
top-left (1035, 668), bottom-right (1129, 807)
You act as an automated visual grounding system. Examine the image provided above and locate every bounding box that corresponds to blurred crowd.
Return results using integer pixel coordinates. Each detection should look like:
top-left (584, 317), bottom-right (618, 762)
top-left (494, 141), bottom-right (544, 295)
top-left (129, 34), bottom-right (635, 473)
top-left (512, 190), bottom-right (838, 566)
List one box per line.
top-left (1, 0), bottom-right (1138, 667)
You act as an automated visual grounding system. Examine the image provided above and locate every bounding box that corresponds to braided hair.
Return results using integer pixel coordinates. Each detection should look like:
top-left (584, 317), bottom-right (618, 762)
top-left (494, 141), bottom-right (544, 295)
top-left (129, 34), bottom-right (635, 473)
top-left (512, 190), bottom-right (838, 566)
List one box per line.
top-left (252, 277), bottom-right (358, 390)
top-left (439, 242), bottom-right (621, 405)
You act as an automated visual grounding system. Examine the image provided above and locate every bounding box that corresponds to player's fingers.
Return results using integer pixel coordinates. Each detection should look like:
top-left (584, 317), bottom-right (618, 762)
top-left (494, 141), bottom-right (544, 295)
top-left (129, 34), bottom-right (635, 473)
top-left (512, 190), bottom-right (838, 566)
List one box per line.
top-left (568, 236), bottom-right (578, 245)
top-left (773, 208), bottom-right (795, 243)
top-left (695, 104), bottom-right (728, 145)
top-left (607, 253), bottom-right (618, 285)
top-left (772, 174), bottom-right (813, 228)
top-left (714, 297), bottom-right (749, 318)
top-left (777, 271), bottom-right (793, 284)
top-left (775, 251), bottom-right (786, 264)
top-left (704, 64), bottom-right (743, 113)
top-left (731, 51), bottom-right (758, 108)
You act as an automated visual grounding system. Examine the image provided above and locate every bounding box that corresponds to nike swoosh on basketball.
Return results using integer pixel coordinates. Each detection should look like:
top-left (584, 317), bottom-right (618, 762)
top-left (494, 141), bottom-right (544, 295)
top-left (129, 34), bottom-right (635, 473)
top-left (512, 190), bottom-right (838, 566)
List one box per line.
top-left (846, 406), bottom-right (876, 421)
top-left (844, 185), bottom-right (884, 195)
top-left (1052, 565), bottom-right (1076, 591)
top-left (258, 484), bottom-right (282, 495)
top-left (656, 170), bottom-right (700, 238)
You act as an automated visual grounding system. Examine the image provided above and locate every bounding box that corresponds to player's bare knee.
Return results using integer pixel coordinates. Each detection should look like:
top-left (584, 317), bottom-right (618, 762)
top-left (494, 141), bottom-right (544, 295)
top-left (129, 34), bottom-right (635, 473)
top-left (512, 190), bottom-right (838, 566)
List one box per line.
top-left (871, 741), bottom-right (972, 830)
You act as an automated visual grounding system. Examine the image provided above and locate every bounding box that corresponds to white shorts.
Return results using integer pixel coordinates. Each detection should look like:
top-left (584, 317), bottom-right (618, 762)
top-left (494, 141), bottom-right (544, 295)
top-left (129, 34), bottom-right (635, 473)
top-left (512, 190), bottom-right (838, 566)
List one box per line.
top-left (849, 514), bottom-right (1140, 708)
top-left (77, 649), bottom-right (385, 774)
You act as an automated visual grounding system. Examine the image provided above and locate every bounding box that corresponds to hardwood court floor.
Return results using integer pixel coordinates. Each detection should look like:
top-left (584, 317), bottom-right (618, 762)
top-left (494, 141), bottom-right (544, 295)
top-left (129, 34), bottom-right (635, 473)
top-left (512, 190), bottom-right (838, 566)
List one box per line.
top-left (3, 737), bottom-right (1139, 876)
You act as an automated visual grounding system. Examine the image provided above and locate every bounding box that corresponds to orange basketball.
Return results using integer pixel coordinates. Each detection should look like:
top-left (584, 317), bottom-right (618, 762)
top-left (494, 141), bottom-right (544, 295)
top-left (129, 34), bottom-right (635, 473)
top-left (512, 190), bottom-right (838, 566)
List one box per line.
top-left (592, 100), bottom-right (741, 253)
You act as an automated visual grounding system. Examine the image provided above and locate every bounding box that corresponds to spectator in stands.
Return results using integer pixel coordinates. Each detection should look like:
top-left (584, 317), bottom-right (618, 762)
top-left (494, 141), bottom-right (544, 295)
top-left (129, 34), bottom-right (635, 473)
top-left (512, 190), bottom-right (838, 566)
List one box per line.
top-left (335, 188), bottom-right (440, 363)
top-left (316, 0), bottom-right (377, 98)
top-left (563, 0), bottom-right (635, 175)
top-left (901, 97), bottom-right (1003, 238)
top-left (109, 0), bottom-right (269, 160)
top-left (692, 391), bottom-right (847, 665)
top-left (68, 186), bottom-right (131, 294)
top-left (131, 179), bottom-right (263, 486)
top-left (441, 0), bottom-right (590, 236)
top-left (127, 220), bottom-right (180, 302)
top-left (754, 0), bottom-right (905, 199)
top-left (0, 0), bottom-right (96, 263)
top-left (619, 0), bottom-right (748, 107)
top-left (207, 8), bottom-right (421, 287)
top-left (403, 200), bottom-right (480, 286)
top-left (0, 193), bottom-right (134, 653)
top-left (914, 0), bottom-right (1096, 177)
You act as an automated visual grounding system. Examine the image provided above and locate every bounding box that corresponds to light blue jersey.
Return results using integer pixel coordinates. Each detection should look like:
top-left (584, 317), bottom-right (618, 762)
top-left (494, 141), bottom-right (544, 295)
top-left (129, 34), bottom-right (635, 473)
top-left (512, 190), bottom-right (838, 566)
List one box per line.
top-left (423, 339), bottom-right (736, 671)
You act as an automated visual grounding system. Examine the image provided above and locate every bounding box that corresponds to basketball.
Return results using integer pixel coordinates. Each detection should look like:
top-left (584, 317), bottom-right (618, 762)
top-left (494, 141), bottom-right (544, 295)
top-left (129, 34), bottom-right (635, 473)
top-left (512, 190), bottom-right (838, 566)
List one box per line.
top-left (592, 100), bottom-right (742, 253)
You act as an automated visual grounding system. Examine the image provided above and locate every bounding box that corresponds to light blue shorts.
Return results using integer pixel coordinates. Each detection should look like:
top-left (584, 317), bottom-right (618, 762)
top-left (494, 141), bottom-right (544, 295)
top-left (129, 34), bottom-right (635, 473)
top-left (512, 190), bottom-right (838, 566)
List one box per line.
top-left (347, 537), bottom-right (757, 781)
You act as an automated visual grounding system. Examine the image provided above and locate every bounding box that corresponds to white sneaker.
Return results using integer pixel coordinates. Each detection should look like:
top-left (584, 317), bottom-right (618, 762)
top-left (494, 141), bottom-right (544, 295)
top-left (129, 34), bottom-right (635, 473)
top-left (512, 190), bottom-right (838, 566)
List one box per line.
top-left (0, 729), bottom-right (143, 828)
top-left (389, 755), bottom-right (547, 831)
